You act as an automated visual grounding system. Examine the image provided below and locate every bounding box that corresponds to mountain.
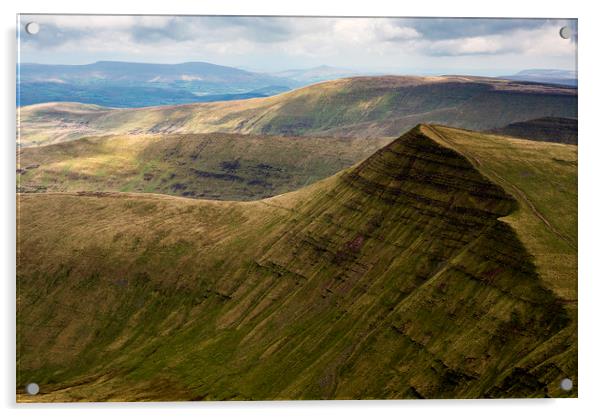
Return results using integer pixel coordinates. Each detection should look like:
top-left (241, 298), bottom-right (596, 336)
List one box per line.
top-left (17, 125), bottom-right (576, 401)
top-left (18, 75), bottom-right (577, 147)
top-left (19, 61), bottom-right (299, 88)
top-left (500, 69), bottom-right (577, 87)
top-left (17, 133), bottom-right (390, 201)
top-left (272, 65), bottom-right (362, 83)
top-left (18, 61), bottom-right (299, 107)
top-left (488, 117), bottom-right (577, 145)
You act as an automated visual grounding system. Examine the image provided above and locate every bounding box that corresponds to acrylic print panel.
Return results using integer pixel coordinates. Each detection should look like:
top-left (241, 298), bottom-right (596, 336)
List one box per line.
top-left (16, 14), bottom-right (577, 402)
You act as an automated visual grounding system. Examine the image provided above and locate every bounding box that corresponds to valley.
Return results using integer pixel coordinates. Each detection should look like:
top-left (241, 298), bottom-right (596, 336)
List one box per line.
top-left (17, 132), bottom-right (390, 201)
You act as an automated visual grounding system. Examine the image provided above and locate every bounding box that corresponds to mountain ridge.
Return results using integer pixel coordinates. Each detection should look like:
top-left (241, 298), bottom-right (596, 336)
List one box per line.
top-left (18, 75), bottom-right (577, 147)
top-left (17, 124), bottom-right (576, 401)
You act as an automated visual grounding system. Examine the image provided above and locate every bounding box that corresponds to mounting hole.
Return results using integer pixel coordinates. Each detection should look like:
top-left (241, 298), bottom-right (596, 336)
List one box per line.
top-left (559, 26), bottom-right (572, 40)
top-left (25, 382), bottom-right (39, 395)
top-left (560, 378), bottom-right (573, 391)
top-left (25, 22), bottom-right (40, 35)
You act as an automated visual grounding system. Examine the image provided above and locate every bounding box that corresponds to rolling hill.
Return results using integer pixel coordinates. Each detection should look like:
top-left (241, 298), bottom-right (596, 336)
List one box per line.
top-left (488, 117), bottom-right (577, 145)
top-left (18, 75), bottom-right (577, 147)
top-left (17, 133), bottom-right (390, 201)
top-left (17, 125), bottom-right (576, 401)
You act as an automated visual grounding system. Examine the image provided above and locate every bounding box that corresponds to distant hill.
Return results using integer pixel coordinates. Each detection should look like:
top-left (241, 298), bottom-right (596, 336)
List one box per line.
top-left (19, 75), bottom-right (577, 147)
top-left (272, 65), bottom-right (362, 83)
top-left (17, 125), bottom-right (576, 400)
top-left (500, 69), bottom-right (577, 87)
top-left (18, 61), bottom-right (298, 107)
top-left (489, 117), bottom-right (577, 144)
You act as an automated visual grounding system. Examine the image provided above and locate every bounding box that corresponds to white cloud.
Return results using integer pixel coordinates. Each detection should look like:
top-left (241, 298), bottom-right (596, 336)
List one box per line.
top-left (18, 16), bottom-right (577, 74)
top-left (331, 19), bottom-right (420, 44)
top-left (421, 22), bottom-right (576, 57)
top-left (426, 35), bottom-right (509, 56)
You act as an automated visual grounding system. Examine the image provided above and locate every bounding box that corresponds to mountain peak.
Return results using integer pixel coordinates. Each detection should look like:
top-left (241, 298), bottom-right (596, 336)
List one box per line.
top-left (344, 124), bottom-right (517, 219)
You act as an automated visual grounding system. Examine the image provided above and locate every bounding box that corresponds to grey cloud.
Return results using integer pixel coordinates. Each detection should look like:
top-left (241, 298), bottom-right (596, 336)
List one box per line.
top-left (20, 16), bottom-right (299, 50)
top-left (20, 16), bottom-right (574, 50)
top-left (18, 15), bottom-right (577, 70)
top-left (130, 18), bottom-right (197, 43)
top-left (130, 16), bottom-right (296, 45)
top-left (19, 21), bottom-right (88, 48)
top-left (209, 17), bottom-right (295, 43)
top-left (400, 18), bottom-right (555, 40)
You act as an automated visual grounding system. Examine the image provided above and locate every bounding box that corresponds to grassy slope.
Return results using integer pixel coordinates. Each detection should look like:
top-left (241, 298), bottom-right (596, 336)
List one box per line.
top-left (423, 126), bottom-right (577, 399)
top-left (18, 76), bottom-right (577, 146)
top-left (424, 125), bottom-right (577, 300)
top-left (17, 125), bottom-right (577, 401)
top-left (17, 133), bottom-right (390, 201)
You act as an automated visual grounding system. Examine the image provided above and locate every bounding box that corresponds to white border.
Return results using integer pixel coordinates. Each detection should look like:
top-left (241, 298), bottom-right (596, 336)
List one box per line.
top-left (3, 1), bottom-right (601, 416)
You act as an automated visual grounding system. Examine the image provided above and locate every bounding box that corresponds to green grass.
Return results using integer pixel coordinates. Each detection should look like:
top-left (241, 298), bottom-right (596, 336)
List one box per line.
top-left (16, 125), bottom-right (577, 401)
top-left (18, 76), bottom-right (576, 146)
top-left (18, 133), bottom-right (390, 201)
top-left (424, 125), bottom-right (577, 300)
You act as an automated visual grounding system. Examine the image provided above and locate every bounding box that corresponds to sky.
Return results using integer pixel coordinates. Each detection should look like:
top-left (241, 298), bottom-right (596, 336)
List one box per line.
top-left (18, 15), bottom-right (578, 76)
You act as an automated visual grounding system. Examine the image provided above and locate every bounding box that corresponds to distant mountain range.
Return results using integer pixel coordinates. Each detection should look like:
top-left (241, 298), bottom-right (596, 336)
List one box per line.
top-left (17, 61), bottom-right (578, 108)
top-left (271, 65), bottom-right (363, 84)
top-left (18, 61), bottom-right (300, 107)
top-left (500, 69), bottom-right (577, 87)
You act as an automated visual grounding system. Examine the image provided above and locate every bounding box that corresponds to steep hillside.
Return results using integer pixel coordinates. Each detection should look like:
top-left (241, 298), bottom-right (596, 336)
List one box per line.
top-left (488, 117), bottom-right (577, 145)
top-left (18, 76), bottom-right (577, 147)
top-left (17, 125), bottom-right (576, 401)
top-left (17, 133), bottom-right (390, 201)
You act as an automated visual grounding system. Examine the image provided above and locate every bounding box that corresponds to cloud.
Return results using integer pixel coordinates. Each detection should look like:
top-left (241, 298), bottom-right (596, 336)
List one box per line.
top-left (18, 15), bottom-right (577, 73)
top-left (426, 36), bottom-right (511, 56)
top-left (405, 18), bottom-right (551, 40)
top-left (331, 19), bottom-right (420, 44)
top-left (416, 21), bottom-right (577, 57)
top-left (19, 15), bottom-right (299, 48)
